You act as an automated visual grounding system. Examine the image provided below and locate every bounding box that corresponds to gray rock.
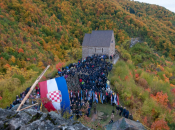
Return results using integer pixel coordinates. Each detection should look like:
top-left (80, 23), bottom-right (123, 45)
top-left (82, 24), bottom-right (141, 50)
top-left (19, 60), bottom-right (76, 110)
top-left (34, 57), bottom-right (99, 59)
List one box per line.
top-left (97, 111), bottom-right (104, 117)
top-left (0, 105), bottom-right (90, 130)
top-left (130, 38), bottom-right (141, 48)
top-left (17, 111), bottom-right (32, 123)
top-left (109, 117), bottom-right (146, 130)
top-left (0, 120), bottom-right (4, 130)
top-left (9, 118), bottom-right (24, 130)
top-left (11, 104), bottom-right (29, 111)
top-left (48, 111), bottom-right (64, 125)
top-left (0, 108), bottom-right (16, 121)
top-left (23, 108), bottom-right (38, 117)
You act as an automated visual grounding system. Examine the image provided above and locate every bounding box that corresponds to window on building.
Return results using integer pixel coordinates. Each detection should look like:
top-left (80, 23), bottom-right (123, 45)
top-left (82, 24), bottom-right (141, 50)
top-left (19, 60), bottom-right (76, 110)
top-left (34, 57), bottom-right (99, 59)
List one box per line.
top-left (102, 48), bottom-right (103, 53)
top-left (111, 40), bottom-right (113, 43)
top-left (95, 48), bottom-right (96, 52)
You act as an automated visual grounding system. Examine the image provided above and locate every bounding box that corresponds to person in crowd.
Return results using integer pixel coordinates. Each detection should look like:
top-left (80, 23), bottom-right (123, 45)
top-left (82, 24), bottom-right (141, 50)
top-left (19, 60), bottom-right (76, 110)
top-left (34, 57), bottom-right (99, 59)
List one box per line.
top-left (129, 113), bottom-right (133, 120)
top-left (122, 107), bottom-right (126, 117)
top-left (13, 100), bottom-right (17, 105)
top-left (125, 109), bottom-right (129, 119)
top-left (93, 102), bottom-right (97, 114)
top-left (84, 97), bottom-right (87, 103)
top-left (16, 95), bottom-right (20, 104)
top-left (89, 97), bottom-right (93, 108)
top-left (115, 104), bottom-right (119, 113)
top-left (109, 113), bottom-right (114, 124)
top-left (119, 106), bottom-right (123, 116)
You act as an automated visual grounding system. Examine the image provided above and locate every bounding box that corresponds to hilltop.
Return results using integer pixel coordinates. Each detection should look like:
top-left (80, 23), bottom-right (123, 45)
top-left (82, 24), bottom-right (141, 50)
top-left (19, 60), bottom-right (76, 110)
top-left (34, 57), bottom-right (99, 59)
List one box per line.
top-left (0, 0), bottom-right (175, 129)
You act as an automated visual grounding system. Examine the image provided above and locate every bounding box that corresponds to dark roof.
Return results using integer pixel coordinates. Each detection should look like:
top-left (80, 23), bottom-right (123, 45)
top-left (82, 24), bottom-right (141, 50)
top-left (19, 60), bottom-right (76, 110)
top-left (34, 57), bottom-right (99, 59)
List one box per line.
top-left (82, 30), bottom-right (113, 47)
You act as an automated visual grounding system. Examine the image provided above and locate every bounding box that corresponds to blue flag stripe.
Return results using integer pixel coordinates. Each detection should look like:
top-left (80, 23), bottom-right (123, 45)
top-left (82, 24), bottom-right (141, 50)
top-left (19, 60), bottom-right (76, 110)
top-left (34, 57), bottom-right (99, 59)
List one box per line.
top-left (55, 77), bottom-right (70, 112)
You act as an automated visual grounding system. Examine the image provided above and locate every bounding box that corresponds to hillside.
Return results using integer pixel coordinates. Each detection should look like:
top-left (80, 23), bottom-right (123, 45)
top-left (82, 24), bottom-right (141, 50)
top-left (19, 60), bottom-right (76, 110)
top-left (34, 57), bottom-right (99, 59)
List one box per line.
top-left (0, 0), bottom-right (175, 71)
top-left (0, 0), bottom-right (175, 129)
top-left (110, 42), bottom-right (175, 129)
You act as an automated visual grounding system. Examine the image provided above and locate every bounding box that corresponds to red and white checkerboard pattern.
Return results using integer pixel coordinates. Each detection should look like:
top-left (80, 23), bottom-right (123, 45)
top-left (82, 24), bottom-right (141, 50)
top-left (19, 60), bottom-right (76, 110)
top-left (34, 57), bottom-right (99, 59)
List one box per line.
top-left (48, 90), bottom-right (62, 103)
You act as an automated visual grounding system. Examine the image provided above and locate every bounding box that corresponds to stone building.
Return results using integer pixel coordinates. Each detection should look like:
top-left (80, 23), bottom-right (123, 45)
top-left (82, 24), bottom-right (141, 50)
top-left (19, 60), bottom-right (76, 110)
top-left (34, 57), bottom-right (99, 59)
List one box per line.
top-left (82, 30), bottom-right (115, 59)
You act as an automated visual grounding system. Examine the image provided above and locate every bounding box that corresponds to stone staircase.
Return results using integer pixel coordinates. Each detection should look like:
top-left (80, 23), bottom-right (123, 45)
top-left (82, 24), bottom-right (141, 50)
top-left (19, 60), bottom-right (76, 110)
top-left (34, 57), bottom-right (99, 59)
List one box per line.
top-left (112, 54), bottom-right (119, 64)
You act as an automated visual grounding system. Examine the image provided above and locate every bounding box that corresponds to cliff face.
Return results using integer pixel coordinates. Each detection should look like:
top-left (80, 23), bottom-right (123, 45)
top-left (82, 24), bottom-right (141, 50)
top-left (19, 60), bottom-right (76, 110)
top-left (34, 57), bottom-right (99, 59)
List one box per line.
top-left (0, 105), bottom-right (90, 130)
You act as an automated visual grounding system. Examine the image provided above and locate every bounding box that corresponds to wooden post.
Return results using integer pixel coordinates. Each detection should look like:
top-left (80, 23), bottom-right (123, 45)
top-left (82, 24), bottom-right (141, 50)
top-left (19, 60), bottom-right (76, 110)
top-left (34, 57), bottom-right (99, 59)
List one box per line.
top-left (19, 103), bottom-right (38, 111)
top-left (16, 65), bottom-right (50, 111)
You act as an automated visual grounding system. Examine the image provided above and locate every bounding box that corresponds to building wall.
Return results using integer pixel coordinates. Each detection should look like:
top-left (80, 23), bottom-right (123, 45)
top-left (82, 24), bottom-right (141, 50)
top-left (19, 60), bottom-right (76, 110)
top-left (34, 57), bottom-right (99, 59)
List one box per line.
top-left (82, 46), bottom-right (110, 59)
top-left (82, 46), bottom-right (89, 59)
top-left (82, 31), bottom-right (116, 59)
top-left (109, 32), bottom-right (115, 56)
top-left (88, 47), bottom-right (109, 57)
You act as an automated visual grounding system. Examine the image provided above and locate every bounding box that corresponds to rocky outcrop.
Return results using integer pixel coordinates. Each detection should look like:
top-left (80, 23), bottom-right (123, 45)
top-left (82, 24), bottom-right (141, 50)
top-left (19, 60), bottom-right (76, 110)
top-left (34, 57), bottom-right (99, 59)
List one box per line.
top-left (111, 117), bottom-right (146, 130)
top-left (130, 38), bottom-right (141, 48)
top-left (0, 105), bottom-right (90, 130)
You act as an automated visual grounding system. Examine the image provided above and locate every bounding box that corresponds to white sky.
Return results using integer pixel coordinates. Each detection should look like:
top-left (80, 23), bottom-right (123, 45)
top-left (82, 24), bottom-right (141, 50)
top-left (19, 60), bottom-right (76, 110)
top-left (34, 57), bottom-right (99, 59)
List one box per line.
top-left (135, 0), bottom-right (175, 13)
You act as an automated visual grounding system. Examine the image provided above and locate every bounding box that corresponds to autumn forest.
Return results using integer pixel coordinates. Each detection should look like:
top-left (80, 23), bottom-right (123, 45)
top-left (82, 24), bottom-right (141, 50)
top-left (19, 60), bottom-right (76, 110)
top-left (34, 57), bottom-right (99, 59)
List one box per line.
top-left (0, 0), bottom-right (175, 129)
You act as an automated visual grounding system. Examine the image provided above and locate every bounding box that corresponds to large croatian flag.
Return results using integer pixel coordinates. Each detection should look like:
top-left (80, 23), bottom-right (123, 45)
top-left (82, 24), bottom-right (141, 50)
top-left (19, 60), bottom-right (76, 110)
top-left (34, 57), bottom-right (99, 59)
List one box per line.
top-left (38, 77), bottom-right (70, 112)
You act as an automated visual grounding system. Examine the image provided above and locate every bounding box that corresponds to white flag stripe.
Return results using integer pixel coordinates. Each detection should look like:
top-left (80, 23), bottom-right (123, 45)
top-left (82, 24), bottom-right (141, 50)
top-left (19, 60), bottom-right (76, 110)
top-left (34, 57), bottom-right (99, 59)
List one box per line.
top-left (47, 79), bottom-right (58, 92)
top-left (47, 79), bottom-right (61, 110)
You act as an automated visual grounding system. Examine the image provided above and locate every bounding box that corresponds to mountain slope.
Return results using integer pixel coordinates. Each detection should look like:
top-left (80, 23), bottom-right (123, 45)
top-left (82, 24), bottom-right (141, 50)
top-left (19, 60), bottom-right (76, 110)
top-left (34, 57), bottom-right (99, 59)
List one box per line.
top-left (0, 0), bottom-right (175, 128)
top-left (111, 42), bottom-right (175, 129)
top-left (0, 0), bottom-right (175, 72)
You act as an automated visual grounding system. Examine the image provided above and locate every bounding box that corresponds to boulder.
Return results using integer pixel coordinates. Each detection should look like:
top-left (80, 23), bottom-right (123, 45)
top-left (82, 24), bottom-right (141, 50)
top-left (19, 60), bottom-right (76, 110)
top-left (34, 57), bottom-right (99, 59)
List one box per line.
top-left (97, 111), bottom-right (104, 117)
top-left (0, 105), bottom-right (90, 130)
top-left (130, 38), bottom-right (141, 48)
top-left (110, 117), bottom-right (146, 130)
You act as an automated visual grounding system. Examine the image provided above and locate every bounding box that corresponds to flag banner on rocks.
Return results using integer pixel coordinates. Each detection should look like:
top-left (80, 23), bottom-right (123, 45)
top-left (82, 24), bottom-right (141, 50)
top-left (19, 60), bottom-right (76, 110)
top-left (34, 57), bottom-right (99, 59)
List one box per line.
top-left (38, 77), bottom-right (70, 112)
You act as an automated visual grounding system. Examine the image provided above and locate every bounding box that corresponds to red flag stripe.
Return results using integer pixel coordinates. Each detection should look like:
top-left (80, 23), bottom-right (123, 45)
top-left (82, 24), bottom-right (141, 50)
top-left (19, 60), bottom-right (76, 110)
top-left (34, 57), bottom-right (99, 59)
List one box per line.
top-left (39, 81), bottom-right (56, 112)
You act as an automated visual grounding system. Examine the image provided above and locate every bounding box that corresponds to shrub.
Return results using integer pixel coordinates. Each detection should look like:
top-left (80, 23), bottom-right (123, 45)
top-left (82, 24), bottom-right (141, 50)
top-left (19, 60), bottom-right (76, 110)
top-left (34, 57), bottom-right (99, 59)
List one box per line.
top-left (12, 74), bottom-right (26, 84)
top-left (114, 61), bottom-right (129, 80)
top-left (141, 98), bottom-right (158, 116)
top-left (139, 91), bottom-right (149, 102)
top-left (138, 78), bottom-right (148, 88)
top-left (122, 52), bottom-right (131, 61)
top-left (140, 71), bottom-right (153, 85)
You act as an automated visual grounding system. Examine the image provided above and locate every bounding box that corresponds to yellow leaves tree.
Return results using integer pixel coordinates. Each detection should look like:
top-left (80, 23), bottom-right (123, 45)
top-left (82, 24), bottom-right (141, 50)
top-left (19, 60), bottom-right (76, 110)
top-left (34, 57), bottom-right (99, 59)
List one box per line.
top-left (10, 56), bottom-right (16, 63)
top-left (38, 61), bottom-right (44, 68)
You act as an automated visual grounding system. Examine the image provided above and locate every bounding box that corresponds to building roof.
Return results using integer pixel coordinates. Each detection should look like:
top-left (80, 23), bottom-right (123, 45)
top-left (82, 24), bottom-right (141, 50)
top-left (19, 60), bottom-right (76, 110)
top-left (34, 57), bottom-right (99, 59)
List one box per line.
top-left (82, 30), bottom-right (113, 47)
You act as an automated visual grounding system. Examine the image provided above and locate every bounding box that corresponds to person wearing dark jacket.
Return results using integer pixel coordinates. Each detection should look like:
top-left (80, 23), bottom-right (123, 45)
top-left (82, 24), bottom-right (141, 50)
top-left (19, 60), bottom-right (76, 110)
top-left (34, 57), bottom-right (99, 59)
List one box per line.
top-left (93, 102), bottom-right (97, 114)
top-left (89, 98), bottom-right (93, 108)
top-left (129, 113), bottom-right (133, 120)
top-left (122, 107), bottom-right (126, 117)
top-left (125, 109), bottom-right (129, 118)
top-left (13, 100), bottom-right (17, 105)
top-left (119, 106), bottom-right (123, 116)
top-left (116, 105), bottom-right (120, 115)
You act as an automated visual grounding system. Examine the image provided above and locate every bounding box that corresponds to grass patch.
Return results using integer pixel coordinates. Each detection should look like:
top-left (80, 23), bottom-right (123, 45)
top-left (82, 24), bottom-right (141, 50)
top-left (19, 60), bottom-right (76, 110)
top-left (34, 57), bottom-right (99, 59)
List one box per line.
top-left (96, 103), bottom-right (123, 126)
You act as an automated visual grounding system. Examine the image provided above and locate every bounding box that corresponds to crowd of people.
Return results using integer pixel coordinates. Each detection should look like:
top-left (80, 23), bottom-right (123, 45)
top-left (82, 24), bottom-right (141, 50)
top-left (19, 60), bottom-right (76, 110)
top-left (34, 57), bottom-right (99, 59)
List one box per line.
top-left (59, 54), bottom-right (113, 92)
top-left (59, 54), bottom-right (133, 122)
top-left (57, 54), bottom-right (118, 119)
top-left (6, 54), bottom-right (133, 123)
top-left (6, 86), bottom-right (40, 110)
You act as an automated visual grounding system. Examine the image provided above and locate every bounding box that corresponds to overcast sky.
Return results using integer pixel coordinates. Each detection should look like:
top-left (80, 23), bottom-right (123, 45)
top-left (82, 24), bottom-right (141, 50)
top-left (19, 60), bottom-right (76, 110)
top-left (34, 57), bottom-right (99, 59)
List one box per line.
top-left (135, 0), bottom-right (175, 13)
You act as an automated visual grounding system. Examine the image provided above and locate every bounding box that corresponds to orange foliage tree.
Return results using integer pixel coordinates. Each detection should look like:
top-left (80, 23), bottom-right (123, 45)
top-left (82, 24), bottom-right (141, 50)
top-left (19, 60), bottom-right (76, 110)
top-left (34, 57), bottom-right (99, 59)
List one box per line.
top-left (56, 62), bottom-right (65, 70)
top-left (151, 91), bottom-right (169, 106)
top-left (143, 116), bottom-right (149, 127)
top-left (151, 119), bottom-right (169, 130)
top-left (18, 48), bottom-right (24, 53)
